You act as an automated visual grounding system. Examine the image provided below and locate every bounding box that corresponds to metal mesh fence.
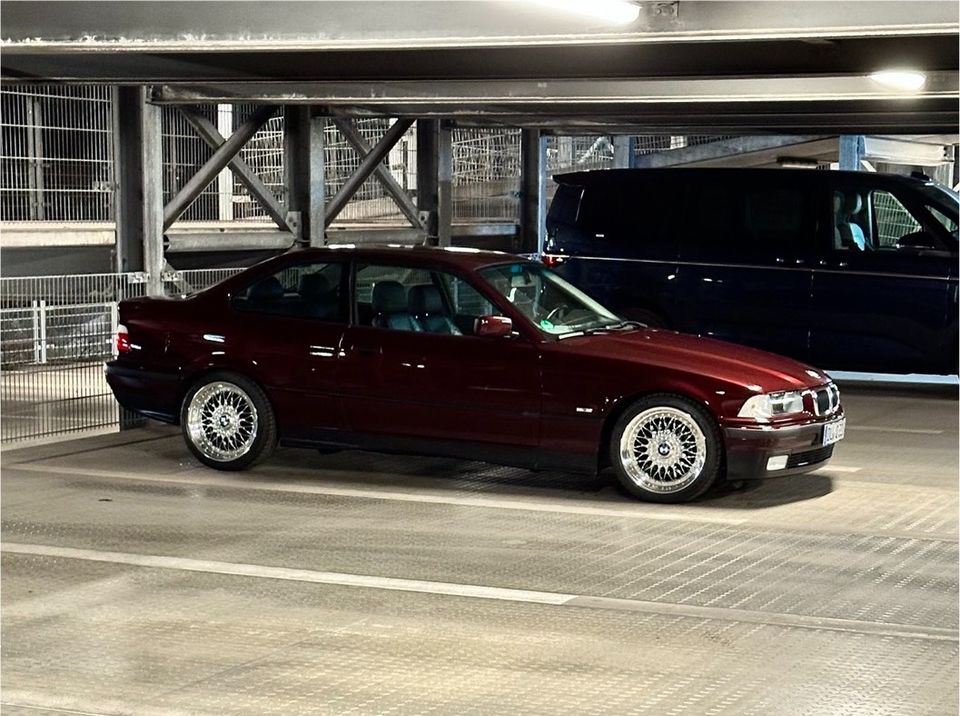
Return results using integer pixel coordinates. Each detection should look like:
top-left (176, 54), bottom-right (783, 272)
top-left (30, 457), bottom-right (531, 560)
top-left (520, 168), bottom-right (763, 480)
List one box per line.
top-left (0, 273), bottom-right (148, 444)
top-left (0, 84), bottom-right (115, 222)
top-left (452, 128), bottom-right (521, 222)
top-left (873, 190), bottom-right (921, 248)
top-left (0, 270), bottom-right (247, 444)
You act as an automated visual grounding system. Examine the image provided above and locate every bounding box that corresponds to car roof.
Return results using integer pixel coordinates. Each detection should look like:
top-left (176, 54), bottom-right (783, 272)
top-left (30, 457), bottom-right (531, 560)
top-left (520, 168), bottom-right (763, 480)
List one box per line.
top-left (282, 244), bottom-right (522, 271)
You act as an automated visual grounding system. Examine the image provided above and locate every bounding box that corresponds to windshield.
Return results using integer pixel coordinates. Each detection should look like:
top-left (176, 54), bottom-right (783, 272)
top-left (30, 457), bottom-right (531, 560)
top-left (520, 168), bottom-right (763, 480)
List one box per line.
top-left (478, 262), bottom-right (621, 336)
top-left (918, 183), bottom-right (959, 241)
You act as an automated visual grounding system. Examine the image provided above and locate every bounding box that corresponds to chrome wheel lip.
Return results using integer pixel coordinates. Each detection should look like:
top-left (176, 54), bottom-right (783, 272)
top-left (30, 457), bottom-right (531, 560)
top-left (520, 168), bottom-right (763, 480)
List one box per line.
top-left (186, 381), bottom-right (258, 463)
top-left (619, 406), bottom-right (707, 494)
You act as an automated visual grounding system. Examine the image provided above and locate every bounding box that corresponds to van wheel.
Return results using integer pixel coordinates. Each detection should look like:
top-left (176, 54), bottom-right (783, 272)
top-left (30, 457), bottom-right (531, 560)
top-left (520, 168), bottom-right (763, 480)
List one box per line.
top-left (623, 308), bottom-right (667, 329)
top-left (181, 372), bottom-right (277, 471)
top-left (609, 394), bottom-right (721, 503)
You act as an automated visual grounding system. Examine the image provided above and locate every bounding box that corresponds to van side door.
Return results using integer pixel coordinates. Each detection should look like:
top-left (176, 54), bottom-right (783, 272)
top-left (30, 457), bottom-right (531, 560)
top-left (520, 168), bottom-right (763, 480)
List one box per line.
top-left (808, 178), bottom-right (954, 373)
top-left (673, 174), bottom-right (817, 360)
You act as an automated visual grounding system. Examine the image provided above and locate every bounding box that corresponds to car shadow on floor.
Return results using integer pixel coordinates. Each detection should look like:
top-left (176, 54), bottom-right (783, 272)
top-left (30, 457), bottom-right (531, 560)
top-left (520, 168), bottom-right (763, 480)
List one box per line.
top-left (262, 447), bottom-right (832, 507)
top-left (693, 473), bottom-right (834, 508)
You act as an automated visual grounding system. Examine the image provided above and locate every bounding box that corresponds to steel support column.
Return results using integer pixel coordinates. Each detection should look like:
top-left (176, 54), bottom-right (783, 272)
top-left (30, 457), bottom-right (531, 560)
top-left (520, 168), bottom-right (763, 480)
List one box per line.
top-left (325, 118), bottom-right (414, 227)
top-left (332, 118), bottom-right (423, 230)
top-left (612, 135), bottom-right (633, 169)
top-left (163, 105), bottom-right (277, 230)
top-left (520, 128), bottom-right (547, 254)
top-left (437, 124), bottom-right (453, 247)
top-left (179, 106), bottom-right (292, 232)
top-left (839, 134), bottom-right (865, 171)
top-left (416, 120), bottom-right (439, 241)
top-left (284, 106), bottom-right (326, 246)
top-left (112, 86), bottom-right (144, 274)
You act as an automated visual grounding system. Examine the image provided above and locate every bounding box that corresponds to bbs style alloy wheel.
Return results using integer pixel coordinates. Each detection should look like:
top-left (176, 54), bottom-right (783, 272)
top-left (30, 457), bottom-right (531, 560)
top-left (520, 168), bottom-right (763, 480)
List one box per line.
top-left (609, 394), bottom-right (721, 503)
top-left (181, 372), bottom-right (276, 470)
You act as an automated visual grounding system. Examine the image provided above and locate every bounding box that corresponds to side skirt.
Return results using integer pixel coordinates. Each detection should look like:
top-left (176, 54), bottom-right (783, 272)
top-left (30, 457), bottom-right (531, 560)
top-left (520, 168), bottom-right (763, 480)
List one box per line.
top-left (280, 430), bottom-right (598, 475)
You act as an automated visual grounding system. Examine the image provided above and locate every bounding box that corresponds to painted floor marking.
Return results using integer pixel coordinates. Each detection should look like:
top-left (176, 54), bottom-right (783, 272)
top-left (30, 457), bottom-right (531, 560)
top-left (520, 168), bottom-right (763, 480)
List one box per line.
top-left (3, 542), bottom-right (955, 643)
top-left (6, 463), bottom-right (746, 526)
top-left (848, 426), bottom-right (944, 435)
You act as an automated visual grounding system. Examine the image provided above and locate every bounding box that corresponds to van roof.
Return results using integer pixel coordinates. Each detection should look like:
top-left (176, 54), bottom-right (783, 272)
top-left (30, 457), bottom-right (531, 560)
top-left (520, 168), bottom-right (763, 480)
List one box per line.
top-left (553, 167), bottom-right (938, 187)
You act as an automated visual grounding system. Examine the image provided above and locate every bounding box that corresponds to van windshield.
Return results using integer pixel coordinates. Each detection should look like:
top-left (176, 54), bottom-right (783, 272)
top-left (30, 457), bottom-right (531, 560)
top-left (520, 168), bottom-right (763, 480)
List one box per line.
top-left (918, 184), bottom-right (959, 240)
top-left (478, 263), bottom-right (621, 337)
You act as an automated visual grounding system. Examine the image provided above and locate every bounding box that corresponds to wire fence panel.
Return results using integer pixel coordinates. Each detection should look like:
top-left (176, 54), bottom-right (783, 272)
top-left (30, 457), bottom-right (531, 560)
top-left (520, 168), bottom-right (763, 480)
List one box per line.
top-left (0, 273), bottom-right (148, 444)
top-left (0, 84), bottom-right (115, 222)
top-left (162, 268), bottom-right (245, 296)
top-left (452, 129), bottom-right (521, 223)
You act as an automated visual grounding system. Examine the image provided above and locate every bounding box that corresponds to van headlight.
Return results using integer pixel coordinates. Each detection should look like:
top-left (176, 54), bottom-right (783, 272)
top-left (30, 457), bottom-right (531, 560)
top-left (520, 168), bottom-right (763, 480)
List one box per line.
top-left (738, 390), bottom-right (806, 421)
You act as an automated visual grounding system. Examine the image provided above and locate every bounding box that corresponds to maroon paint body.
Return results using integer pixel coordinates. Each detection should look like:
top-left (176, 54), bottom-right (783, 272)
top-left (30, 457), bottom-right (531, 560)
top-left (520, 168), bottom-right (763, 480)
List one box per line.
top-left (106, 246), bottom-right (843, 478)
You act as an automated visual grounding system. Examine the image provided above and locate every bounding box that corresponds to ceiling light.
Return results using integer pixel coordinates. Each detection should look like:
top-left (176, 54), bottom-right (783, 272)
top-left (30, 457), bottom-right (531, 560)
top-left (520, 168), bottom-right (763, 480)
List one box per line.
top-left (530, 0), bottom-right (641, 25)
top-left (869, 70), bottom-right (927, 92)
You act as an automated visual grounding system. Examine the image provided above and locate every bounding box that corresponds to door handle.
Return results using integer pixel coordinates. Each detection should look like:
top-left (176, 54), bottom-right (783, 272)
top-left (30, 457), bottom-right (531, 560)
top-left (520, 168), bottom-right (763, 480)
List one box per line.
top-left (353, 345), bottom-right (380, 356)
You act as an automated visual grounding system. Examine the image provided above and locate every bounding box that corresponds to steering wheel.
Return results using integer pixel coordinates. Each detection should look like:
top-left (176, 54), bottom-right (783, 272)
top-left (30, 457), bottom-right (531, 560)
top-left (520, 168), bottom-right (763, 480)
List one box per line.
top-left (544, 305), bottom-right (568, 323)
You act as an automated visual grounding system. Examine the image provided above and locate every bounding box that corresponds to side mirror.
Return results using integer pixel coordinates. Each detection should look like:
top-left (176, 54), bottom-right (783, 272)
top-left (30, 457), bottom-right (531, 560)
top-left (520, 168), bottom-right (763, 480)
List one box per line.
top-left (474, 315), bottom-right (513, 338)
top-left (896, 231), bottom-right (938, 251)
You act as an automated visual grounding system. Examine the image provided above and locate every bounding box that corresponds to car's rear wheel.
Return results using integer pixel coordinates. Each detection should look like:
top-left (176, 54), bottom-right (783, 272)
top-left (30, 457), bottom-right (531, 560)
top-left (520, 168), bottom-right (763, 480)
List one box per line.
top-left (181, 372), bottom-right (276, 471)
top-left (609, 394), bottom-right (721, 503)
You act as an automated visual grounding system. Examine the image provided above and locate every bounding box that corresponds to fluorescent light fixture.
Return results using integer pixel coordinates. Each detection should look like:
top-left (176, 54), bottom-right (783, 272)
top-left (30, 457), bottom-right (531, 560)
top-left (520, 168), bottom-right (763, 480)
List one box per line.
top-left (869, 70), bottom-right (926, 92)
top-left (531, 0), bottom-right (640, 24)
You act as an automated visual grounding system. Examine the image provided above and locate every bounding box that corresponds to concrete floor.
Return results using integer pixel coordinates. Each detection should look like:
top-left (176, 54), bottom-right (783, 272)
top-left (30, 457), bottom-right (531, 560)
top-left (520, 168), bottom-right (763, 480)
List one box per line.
top-left (1, 383), bottom-right (957, 715)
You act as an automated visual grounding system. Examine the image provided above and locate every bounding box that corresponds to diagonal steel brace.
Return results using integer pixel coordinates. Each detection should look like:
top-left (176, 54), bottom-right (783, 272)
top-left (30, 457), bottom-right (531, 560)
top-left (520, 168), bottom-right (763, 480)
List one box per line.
top-left (325, 118), bottom-right (415, 227)
top-left (332, 117), bottom-right (422, 230)
top-left (163, 105), bottom-right (278, 231)
top-left (177, 106), bottom-right (292, 233)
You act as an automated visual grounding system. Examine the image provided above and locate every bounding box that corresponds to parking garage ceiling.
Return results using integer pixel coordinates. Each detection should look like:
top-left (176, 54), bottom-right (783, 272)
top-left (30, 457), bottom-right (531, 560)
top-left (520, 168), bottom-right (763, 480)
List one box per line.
top-left (2, 0), bottom-right (958, 133)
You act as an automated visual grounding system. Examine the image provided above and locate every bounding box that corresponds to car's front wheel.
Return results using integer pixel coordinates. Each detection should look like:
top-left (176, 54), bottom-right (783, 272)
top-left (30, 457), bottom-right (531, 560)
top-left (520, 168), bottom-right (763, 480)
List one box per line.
top-left (181, 372), bottom-right (276, 470)
top-left (609, 394), bottom-right (721, 503)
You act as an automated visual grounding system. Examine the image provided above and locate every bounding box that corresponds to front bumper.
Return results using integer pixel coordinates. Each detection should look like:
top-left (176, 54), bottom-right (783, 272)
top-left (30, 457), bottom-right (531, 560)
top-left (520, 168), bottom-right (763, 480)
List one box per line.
top-left (723, 412), bottom-right (843, 480)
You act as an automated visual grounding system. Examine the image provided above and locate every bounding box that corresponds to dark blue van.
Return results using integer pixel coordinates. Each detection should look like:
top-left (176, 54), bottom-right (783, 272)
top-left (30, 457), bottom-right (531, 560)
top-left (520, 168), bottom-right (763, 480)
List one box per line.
top-left (544, 168), bottom-right (958, 375)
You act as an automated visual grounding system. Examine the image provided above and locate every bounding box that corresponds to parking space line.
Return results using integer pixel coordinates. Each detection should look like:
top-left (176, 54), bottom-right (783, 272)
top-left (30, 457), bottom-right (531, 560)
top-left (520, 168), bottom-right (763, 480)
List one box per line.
top-left (7, 463), bottom-right (747, 526)
top-left (4, 542), bottom-right (955, 643)
top-left (848, 426), bottom-right (944, 435)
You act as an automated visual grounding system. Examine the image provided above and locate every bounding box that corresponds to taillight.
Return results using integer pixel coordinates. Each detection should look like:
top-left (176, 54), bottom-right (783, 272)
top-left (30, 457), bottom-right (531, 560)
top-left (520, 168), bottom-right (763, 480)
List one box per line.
top-left (541, 253), bottom-right (565, 267)
top-left (115, 324), bottom-right (131, 353)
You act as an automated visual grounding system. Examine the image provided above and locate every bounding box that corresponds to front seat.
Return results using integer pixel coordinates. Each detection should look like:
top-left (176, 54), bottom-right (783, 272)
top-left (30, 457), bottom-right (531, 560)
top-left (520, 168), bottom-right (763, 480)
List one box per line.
top-left (371, 281), bottom-right (421, 331)
top-left (834, 191), bottom-right (867, 251)
top-left (299, 273), bottom-right (337, 319)
top-left (408, 285), bottom-right (461, 335)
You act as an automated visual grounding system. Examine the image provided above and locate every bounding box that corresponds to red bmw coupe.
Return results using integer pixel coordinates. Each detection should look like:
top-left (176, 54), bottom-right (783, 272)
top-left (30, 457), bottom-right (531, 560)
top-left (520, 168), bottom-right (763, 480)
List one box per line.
top-left (106, 246), bottom-right (844, 503)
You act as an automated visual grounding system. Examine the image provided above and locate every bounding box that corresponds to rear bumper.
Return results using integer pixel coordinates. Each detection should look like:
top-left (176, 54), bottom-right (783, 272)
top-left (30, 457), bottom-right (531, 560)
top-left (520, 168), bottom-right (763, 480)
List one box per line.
top-left (723, 413), bottom-right (843, 480)
top-left (104, 361), bottom-right (181, 424)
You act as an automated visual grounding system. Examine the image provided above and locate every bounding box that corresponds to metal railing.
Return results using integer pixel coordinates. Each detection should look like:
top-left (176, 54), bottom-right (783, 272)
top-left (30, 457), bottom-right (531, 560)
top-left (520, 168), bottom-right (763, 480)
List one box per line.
top-left (0, 269), bottom-right (243, 444)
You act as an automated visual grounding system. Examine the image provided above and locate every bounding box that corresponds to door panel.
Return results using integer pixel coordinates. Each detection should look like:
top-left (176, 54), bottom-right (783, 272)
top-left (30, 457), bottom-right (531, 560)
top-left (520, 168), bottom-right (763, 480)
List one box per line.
top-left (338, 327), bottom-right (541, 446)
top-left (809, 181), bottom-right (952, 373)
top-left (673, 177), bottom-right (817, 360)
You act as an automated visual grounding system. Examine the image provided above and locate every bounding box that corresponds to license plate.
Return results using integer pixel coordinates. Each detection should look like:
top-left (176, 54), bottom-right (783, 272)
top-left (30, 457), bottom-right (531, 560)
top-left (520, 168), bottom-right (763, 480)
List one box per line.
top-left (823, 418), bottom-right (846, 446)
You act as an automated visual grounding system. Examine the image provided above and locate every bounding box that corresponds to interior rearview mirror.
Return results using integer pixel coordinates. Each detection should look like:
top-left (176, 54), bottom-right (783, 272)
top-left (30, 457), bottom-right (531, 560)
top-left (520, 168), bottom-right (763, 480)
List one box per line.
top-left (474, 315), bottom-right (513, 338)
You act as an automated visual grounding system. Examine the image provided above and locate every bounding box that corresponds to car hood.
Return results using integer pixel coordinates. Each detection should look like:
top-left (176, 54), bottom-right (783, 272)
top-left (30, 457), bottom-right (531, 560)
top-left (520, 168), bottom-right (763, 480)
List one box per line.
top-left (554, 328), bottom-right (827, 392)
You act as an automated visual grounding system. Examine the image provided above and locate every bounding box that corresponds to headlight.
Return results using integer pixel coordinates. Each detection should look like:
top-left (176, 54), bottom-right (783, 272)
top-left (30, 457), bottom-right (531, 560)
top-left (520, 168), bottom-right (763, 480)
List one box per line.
top-left (738, 390), bottom-right (806, 421)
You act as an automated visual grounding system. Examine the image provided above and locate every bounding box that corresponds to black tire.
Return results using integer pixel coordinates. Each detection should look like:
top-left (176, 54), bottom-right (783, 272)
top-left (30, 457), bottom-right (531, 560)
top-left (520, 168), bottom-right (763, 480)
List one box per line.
top-left (180, 371), bottom-right (277, 471)
top-left (608, 394), bottom-right (722, 503)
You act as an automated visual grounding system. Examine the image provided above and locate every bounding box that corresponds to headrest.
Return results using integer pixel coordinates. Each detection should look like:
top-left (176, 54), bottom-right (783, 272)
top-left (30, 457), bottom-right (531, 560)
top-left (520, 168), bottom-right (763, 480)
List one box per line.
top-left (372, 281), bottom-right (407, 313)
top-left (833, 191), bottom-right (844, 214)
top-left (844, 192), bottom-right (862, 215)
top-left (408, 284), bottom-right (444, 315)
top-left (248, 276), bottom-right (283, 301)
top-left (299, 273), bottom-right (330, 298)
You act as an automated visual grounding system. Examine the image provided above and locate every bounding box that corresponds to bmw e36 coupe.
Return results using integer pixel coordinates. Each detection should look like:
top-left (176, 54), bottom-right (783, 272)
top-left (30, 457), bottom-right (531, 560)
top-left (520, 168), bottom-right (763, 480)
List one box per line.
top-left (106, 245), bottom-right (844, 503)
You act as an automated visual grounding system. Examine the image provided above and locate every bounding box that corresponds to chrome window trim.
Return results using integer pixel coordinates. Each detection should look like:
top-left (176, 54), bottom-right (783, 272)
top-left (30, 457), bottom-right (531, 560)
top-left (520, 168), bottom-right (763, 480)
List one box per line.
top-left (542, 254), bottom-right (955, 283)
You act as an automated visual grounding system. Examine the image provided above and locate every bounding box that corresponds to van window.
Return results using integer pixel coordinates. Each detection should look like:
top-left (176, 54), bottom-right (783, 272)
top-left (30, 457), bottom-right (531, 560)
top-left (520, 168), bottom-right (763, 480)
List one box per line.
top-left (683, 182), bottom-right (808, 254)
top-left (575, 180), bottom-right (679, 258)
top-left (548, 184), bottom-right (582, 225)
top-left (871, 191), bottom-right (921, 249)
